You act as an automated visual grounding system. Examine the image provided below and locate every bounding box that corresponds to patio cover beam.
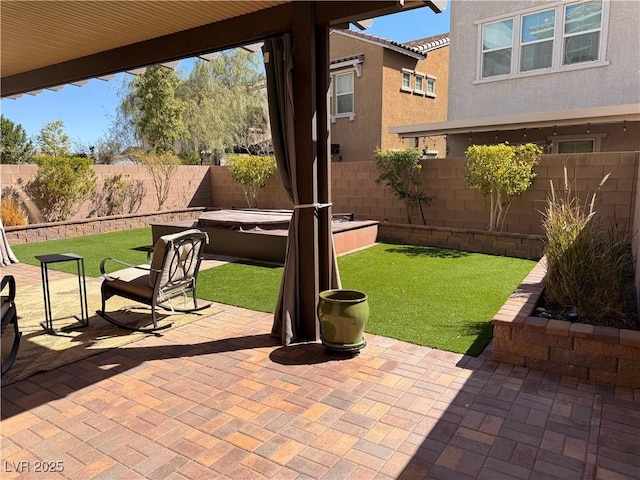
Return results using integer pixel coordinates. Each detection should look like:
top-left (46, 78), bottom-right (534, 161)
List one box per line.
top-left (1, 1), bottom-right (436, 98)
top-left (1, 4), bottom-right (293, 97)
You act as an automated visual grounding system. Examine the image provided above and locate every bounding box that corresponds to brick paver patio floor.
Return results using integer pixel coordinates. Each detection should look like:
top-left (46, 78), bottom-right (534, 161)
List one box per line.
top-left (1, 263), bottom-right (639, 479)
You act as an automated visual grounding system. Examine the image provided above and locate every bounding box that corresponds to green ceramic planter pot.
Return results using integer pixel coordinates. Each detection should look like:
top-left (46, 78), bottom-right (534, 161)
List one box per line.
top-left (317, 289), bottom-right (369, 353)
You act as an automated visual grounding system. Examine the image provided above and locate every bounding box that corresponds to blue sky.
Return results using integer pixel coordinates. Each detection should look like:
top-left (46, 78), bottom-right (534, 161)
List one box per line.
top-left (0, 6), bottom-right (450, 148)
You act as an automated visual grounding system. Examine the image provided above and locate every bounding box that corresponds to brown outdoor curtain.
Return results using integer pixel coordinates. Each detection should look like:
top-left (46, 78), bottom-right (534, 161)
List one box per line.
top-left (263, 34), bottom-right (341, 345)
top-left (0, 219), bottom-right (19, 267)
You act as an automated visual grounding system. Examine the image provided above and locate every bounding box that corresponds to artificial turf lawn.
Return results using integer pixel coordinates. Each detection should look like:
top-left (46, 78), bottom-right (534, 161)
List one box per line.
top-left (11, 227), bottom-right (154, 277)
top-left (12, 230), bottom-right (536, 356)
top-left (198, 243), bottom-right (536, 356)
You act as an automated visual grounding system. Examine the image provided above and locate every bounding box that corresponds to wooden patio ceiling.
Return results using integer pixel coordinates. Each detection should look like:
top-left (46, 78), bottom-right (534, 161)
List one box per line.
top-left (1, 1), bottom-right (446, 97)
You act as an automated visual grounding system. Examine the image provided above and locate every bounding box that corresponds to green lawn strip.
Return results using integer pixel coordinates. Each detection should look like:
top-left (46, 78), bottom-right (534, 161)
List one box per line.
top-left (11, 228), bottom-right (154, 277)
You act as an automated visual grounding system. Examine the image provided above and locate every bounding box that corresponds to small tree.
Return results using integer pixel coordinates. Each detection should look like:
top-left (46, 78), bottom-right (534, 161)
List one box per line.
top-left (374, 148), bottom-right (430, 225)
top-left (29, 155), bottom-right (97, 221)
top-left (36, 120), bottom-right (71, 158)
top-left (465, 143), bottom-right (541, 232)
top-left (226, 155), bottom-right (277, 208)
top-left (120, 66), bottom-right (187, 154)
top-left (133, 150), bottom-right (180, 210)
top-left (1, 116), bottom-right (34, 164)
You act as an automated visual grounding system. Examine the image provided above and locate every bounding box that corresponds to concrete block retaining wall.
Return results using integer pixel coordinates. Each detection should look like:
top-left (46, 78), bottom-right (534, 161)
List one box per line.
top-left (5, 209), bottom-right (205, 245)
top-left (378, 223), bottom-right (543, 259)
top-left (210, 152), bottom-right (637, 236)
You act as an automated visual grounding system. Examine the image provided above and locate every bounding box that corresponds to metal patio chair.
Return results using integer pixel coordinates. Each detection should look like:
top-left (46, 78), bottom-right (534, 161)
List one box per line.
top-left (1, 275), bottom-right (21, 375)
top-left (97, 229), bottom-right (210, 332)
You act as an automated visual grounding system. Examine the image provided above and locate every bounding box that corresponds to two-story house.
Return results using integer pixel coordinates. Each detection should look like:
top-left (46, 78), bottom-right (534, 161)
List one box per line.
top-left (329, 29), bottom-right (449, 161)
top-left (391, 0), bottom-right (639, 156)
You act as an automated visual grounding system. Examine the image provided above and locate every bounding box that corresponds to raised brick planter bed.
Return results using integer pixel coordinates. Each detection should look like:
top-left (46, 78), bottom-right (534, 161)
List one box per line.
top-left (492, 258), bottom-right (640, 388)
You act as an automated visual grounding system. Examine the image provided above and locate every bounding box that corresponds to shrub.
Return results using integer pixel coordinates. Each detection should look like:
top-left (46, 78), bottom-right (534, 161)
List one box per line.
top-left (374, 148), bottom-right (430, 225)
top-left (90, 174), bottom-right (145, 217)
top-left (132, 150), bottom-right (181, 210)
top-left (465, 143), bottom-right (540, 231)
top-left (0, 197), bottom-right (28, 226)
top-left (226, 155), bottom-right (277, 208)
top-left (541, 168), bottom-right (632, 325)
top-left (29, 155), bottom-right (97, 222)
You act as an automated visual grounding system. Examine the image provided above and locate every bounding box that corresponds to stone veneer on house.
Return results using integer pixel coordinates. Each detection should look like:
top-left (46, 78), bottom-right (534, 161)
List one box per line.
top-left (492, 258), bottom-right (640, 388)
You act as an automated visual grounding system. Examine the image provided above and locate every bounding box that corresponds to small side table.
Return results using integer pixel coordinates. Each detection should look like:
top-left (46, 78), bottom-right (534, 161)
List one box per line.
top-left (35, 253), bottom-right (89, 334)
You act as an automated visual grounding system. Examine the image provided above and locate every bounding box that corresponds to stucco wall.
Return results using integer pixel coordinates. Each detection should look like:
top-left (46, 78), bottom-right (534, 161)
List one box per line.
top-left (447, 0), bottom-right (640, 121)
top-left (329, 32), bottom-right (385, 163)
top-left (329, 31), bottom-right (450, 162)
top-left (381, 45), bottom-right (449, 156)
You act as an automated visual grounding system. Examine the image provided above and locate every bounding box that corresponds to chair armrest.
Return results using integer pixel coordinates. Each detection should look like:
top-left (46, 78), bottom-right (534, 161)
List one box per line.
top-left (100, 258), bottom-right (160, 280)
top-left (1, 276), bottom-right (16, 302)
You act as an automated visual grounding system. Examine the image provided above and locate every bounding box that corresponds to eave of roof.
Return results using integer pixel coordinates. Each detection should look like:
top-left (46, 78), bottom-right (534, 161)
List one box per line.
top-left (404, 33), bottom-right (450, 53)
top-left (389, 104), bottom-right (640, 137)
top-left (331, 29), bottom-right (426, 60)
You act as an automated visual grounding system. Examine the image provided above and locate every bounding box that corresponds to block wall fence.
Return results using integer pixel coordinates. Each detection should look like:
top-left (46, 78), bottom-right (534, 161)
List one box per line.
top-left (1, 164), bottom-right (212, 222)
top-left (3, 153), bottom-right (636, 235)
top-left (209, 152), bottom-right (638, 236)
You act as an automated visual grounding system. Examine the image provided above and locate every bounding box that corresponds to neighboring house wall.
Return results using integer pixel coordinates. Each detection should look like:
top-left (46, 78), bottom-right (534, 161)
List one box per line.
top-left (400, 0), bottom-right (640, 157)
top-left (448, 0), bottom-right (640, 121)
top-left (381, 43), bottom-right (449, 155)
top-left (329, 30), bottom-right (449, 162)
top-left (330, 33), bottom-right (385, 163)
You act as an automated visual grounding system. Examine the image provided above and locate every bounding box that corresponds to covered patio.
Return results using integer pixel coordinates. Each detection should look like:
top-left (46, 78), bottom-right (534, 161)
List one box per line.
top-left (1, 0), bottom-right (444, 346)
top-left (3, 263), bottom-right (638, 479)
top-left (2, 2), bottom-right (639, 479)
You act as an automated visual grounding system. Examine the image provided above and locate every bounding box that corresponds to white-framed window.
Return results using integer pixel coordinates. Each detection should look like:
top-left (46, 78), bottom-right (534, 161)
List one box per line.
top-left (414, 74), bottom-right (425, 93)
top-left (477, 0), bottom-right (608, 81)
top-left (426, 76), bottom-right (436, 97)
top-left (401, 69), bottom-right (413, 92)
top-left (548, 133), bottom-right (605, 153)
top-left (482, 19), bottom-right (513, 78)
top-left (521, 9), bottom-right (555, 72)
top-left (330, 71), bottom-right (355, 120)
top-left (563, 0), bottom-right (603, 65)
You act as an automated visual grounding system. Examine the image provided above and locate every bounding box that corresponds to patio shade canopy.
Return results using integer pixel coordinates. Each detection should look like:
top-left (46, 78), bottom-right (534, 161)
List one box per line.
top-left (1, 0), bottom-right (446, 97)
top-left (1, 0), bottom-right (446, 345)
